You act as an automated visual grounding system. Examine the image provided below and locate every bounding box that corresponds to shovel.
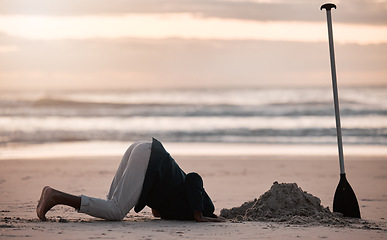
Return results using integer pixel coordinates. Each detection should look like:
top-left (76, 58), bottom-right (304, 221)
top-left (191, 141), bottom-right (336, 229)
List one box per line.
top-left (321, 3), bottom-right (361, 218)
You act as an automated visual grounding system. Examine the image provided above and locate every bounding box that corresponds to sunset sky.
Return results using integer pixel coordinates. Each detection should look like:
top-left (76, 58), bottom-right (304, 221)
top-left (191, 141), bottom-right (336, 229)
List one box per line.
top-left (0, 0), bottom-right (386, 90)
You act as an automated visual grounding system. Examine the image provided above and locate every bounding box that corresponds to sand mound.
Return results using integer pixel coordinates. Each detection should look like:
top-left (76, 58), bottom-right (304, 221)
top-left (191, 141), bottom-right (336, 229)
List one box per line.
top-left (220, 182), bottom-right (361, 226)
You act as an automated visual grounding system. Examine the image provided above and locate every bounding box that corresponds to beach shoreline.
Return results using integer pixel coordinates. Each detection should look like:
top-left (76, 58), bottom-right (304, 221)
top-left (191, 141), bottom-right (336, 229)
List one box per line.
top-left (1, 141), bottom-right (387, 160)
top-left (0, 153), bottom-right (386, 239)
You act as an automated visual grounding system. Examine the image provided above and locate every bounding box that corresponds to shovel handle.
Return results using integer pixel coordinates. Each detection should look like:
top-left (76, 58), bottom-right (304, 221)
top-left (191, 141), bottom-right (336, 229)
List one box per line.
top-left (321, 3), bottom-right (345, 174)
top-left (321, 3), bottom-right (336, 11)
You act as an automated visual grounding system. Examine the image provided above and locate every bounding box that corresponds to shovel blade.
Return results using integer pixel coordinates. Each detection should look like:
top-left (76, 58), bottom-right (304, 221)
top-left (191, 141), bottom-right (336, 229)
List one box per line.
top-left (333, 173), bottom-right (361, 218)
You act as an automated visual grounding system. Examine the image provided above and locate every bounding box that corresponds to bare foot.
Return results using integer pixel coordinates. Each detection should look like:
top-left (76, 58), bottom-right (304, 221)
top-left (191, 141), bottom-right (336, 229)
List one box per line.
top-left (37, 186), bottom-right (57, 221)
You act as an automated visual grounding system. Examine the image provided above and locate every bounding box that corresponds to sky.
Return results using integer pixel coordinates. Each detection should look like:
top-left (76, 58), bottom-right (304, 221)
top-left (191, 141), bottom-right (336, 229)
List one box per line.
top-left (0, 0), bottom-right (386, 90)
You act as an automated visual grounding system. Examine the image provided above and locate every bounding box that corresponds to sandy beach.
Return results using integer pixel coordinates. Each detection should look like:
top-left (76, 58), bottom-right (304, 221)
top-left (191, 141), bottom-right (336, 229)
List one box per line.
top-left (0, 151), bottom-right (386, 239)
top-left (1, 0), bottom-right (386, 238)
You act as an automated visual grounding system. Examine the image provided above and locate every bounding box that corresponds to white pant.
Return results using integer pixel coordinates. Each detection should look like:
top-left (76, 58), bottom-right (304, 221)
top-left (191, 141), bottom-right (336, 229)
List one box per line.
top-left (78, 141), bottom-right (151, 220)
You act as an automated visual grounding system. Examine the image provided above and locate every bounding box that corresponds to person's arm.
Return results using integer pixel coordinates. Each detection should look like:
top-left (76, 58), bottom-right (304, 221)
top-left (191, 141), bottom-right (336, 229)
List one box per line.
top-left (193, 210), bottom-right (224, 222)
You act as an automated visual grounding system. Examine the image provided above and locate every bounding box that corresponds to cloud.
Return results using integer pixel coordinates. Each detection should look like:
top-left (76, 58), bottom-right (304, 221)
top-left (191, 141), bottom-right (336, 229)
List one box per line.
top-left (0, 14), bottom-right (386, 44)
top-left (0, 45), bottom-right (18, 53)
top-left (0, 0), bottom-right (386, 24)
top-left (1, 36), bottom-right (386, 90)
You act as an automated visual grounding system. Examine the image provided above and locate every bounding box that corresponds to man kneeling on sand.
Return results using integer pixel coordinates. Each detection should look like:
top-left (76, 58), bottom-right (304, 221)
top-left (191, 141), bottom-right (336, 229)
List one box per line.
top-left (37, 138), bottom-right (223, 222)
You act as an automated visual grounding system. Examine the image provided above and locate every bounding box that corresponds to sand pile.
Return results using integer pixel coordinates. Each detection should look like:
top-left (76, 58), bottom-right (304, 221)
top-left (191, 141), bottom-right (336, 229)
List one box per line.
top-left (220, 182), bottom-right (360, 226)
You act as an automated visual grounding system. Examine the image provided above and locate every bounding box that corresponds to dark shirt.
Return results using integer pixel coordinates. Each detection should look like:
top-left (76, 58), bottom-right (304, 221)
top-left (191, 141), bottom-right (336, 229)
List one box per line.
top-left (134, 138), bottom-right (215, 220)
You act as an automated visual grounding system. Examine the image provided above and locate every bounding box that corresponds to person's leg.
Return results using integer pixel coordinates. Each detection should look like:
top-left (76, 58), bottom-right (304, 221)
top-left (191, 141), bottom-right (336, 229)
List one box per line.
top-left (108, 141), bottom-right (151, 209)
top-left (37, 141), bottom-right (152, 221)
top-left (78, 141), bottom-right (151, 220)
top-left (107, 141), bottom-right (147, 200)
top-left (37, 141), bottom-right (141, 221)
top-left (37, 186), bottom-right (81, 221)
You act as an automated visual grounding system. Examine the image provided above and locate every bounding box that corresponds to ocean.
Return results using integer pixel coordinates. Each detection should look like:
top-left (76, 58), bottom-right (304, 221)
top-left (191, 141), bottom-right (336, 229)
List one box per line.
top-left (0, 87), bottom-right (386, 147)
